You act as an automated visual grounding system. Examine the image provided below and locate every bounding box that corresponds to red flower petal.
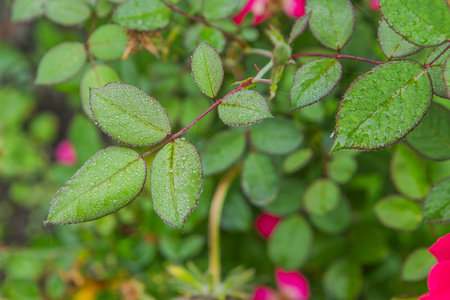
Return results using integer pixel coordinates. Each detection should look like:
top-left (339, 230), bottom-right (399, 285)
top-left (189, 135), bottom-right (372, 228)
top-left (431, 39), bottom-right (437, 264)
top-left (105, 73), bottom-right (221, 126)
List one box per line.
top-left (55, 140), bottom-right (77, 166)
top-left (252, 286), bottom-right (277, 300)
top-left (426, 261), bottom-right (450, 294)
top-left (255, 213), bottom-right (281, 239)
top-left (369, 0), bottom-right (380, 11)
top-left (276, 268), bottom-right (310, 300)
top-left (282, 0), bottom-right (306, 18)
top-left (429, 234), bottom-right (450, 262)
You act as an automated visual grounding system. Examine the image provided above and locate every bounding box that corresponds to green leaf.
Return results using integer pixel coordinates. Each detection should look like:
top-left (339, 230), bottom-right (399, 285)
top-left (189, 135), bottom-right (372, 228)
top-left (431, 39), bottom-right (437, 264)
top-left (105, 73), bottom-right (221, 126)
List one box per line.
top-left (406, 102), bottom-right (450, 160)
top-left (249, 118), bottom-right (302, 155)
top-left (35, 42), bottom-right (87, 85)
top-left (263, 178), bottom-right (305, 216)
top-left (304, 178), bottom-right (340, 216)
top-left (221, 188), bottom-right (253, 232)
top-left (268, 215), bottom-right (313, 270)
top-left (202, 0), bottom-right (242, 20)
top-left (282, 148), bottom-right (313, 174)
top-left (323, 259), bottom-right (363, 300)
top-left (391, 144), bottom-right (431, 199)
top-left (68, 114), bottom-right (103, 164)
top-left (201, 130), bottom-right (246, 176)
top-left (289, 12), bottom-right (311, 44)
top-left (150, 139), bottom-right (202, 229)
top-left (241, 153), bottom-right (279, 206)
top-left (332, 61), bottom-right (432, 151)
top-left (218, 90), bottom-right (273, 126)
top-left (429, 66), bottom-right (449, 99)
top-left (380, 0), bottom-right (450, 46)
top-left (426, 42), bottom-right (450, 66)
top-left (445, 56), bottom-right (450, 98)
top-left (402, 248), bottom-right (437, 281)
top-left (12, 0), bottom-right (46, 22)
top-left (307, 0), bottom-right (355, 50)
top-left (184, 24), bottom-right (226, 53)
top-left (90, 82), bottom-right (171, 146)
top-left (378, 18), bottom-right (422, 59)
top-left (310, 197), bottom-right (351, 235)
top-left (80, 65), bottom-right (120, 118)
top-left (112, 0), bottom-right (172, 31)
top-left (423, 177), bottom-right (450, 223)
top-left (88, 24), bottom-right (128, 61)
top-left (328, 152), bottom-right (358, 184)
top-left (44, 0), bottom-right (91, 26)
top-left (290, 58), bottom-right (342, 110)
top-left (191, 40), bottom-right (224, 99)
top-left (44, 146), bottom-right (147, 225)
top-left (374, 195), bottom-right (423, 231)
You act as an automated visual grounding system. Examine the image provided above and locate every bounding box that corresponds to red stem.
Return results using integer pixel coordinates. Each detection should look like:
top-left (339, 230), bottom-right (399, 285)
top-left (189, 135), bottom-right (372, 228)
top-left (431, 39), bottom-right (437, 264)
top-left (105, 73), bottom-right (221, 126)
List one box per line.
top-left (291, 53), bottom-right (384, 64)
top-left (140, 79), bottom-right (253, 158)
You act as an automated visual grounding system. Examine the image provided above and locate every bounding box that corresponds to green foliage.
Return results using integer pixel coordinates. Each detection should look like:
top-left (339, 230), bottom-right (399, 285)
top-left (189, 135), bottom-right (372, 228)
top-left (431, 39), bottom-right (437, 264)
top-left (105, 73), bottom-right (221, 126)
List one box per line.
top-left (374, 195), bottom-right (423, 231)
top-left (380, 0), bottom-right (450, 46)
top-left (35, 42), bottom-right (86, 85)
top-left (201, 130), bottom-right (246, 176)
top-left (112, 0), bottom-right (172, 31)
top-left (290, 58), bottom-right (342, 110)
top-left (90, 82), bottom-right (171, 146)
top-left (378, 18), bottom-right (422, 59)
top-left (191, 40), bottom-right (224, 99)
top-left (88, 24), bottom-right (128, 61)
top-left (150, 139), bottom-right (203, 229)
top-left (3, 0), bottom-right (450, 299)
top-left (44, 0), bottom-right (91, 26)
top-left (268, 215), bottom-right (313, 270)
top-left (333, 61), bottom-right (432, 151)
top-left (218, 90), bottom-right (273, 126)
top-left (44, 146), bottom-right (147, 225)
top-left (423, 177), bottom-right (450, 223)
top-left (307, 0), bottom-right (355, 50)
top-left (241, 153), bottom-right (279, 205)
top-left (249, 118), bottom-right (302, 155)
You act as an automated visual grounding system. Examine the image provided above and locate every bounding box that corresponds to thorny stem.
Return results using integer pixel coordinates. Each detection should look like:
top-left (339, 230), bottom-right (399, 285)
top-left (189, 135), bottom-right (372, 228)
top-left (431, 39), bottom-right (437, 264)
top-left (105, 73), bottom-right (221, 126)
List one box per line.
top-left (291, 53), bottom-right (384, 64)
top-left (161, 0), bottom-right (247, 48)
top-left (140, 79), bottom-right (254, 158)
top-left (208, 165), bottom-right (241, 287)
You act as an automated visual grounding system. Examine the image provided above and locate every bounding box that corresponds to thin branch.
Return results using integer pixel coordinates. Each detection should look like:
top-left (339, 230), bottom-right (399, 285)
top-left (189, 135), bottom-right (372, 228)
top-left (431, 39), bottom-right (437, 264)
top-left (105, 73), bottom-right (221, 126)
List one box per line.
top-left (140, 79), bottom-right (254, 158)
top-left (291, 53), bottom-right (384, 64)
top-left (161, 0), bottom-right (247, 48)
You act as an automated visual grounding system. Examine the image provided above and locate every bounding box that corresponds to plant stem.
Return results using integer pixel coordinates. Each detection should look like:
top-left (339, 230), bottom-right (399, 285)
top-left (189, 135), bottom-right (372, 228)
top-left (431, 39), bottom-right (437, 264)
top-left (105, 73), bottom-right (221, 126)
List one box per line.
top-left (245, 48), bottom-right (273, 58)
top-left (140, 79), bottom-right (253, 158)
top-left (291, 53), bottom-right (384, 64)
top-left (208, 165), bottom-right (241, 287)
top-left (253, 60), bottom-right (273, 81)
top-left (161, 0), bottom-right (247, 48)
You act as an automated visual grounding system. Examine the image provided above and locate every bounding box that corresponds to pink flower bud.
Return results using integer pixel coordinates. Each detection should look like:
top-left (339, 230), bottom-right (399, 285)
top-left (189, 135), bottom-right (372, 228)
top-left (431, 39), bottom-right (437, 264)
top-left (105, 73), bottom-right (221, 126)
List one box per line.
top-left (276, 268), bottom-right (310, 300)
top-left (55, 140), bottom-right (77, 165)
top-left (252, 286), bottom-right (277, 300)
top-left (282, 0), bottom-right (306, 18)
top-left (369, 0), bottom-right (380, 11)
top-left (255, 212), bottom-right (281, 239)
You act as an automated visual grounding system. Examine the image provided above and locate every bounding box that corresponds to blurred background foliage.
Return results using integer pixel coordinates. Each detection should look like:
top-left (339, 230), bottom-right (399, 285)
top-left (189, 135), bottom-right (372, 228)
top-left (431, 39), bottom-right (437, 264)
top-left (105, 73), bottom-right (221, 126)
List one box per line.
top-left (1, 0), bottom-right (450, 299)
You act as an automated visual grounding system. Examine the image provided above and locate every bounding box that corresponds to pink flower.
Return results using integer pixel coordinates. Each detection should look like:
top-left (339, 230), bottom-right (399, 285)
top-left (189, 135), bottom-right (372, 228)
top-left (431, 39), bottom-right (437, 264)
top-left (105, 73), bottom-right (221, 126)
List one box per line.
top-left (369, 0), bottom-right (380, 11)
top-left (255, 212), bottom-right (281, 239)
top-left (55, 140), bottom-right (77, 165)
top-left (233, 0), bottom-right (306, 25)
top-left (420, 234), bottom-right (450, 300)
top-left (253, 269), bottom-right (310, 300)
